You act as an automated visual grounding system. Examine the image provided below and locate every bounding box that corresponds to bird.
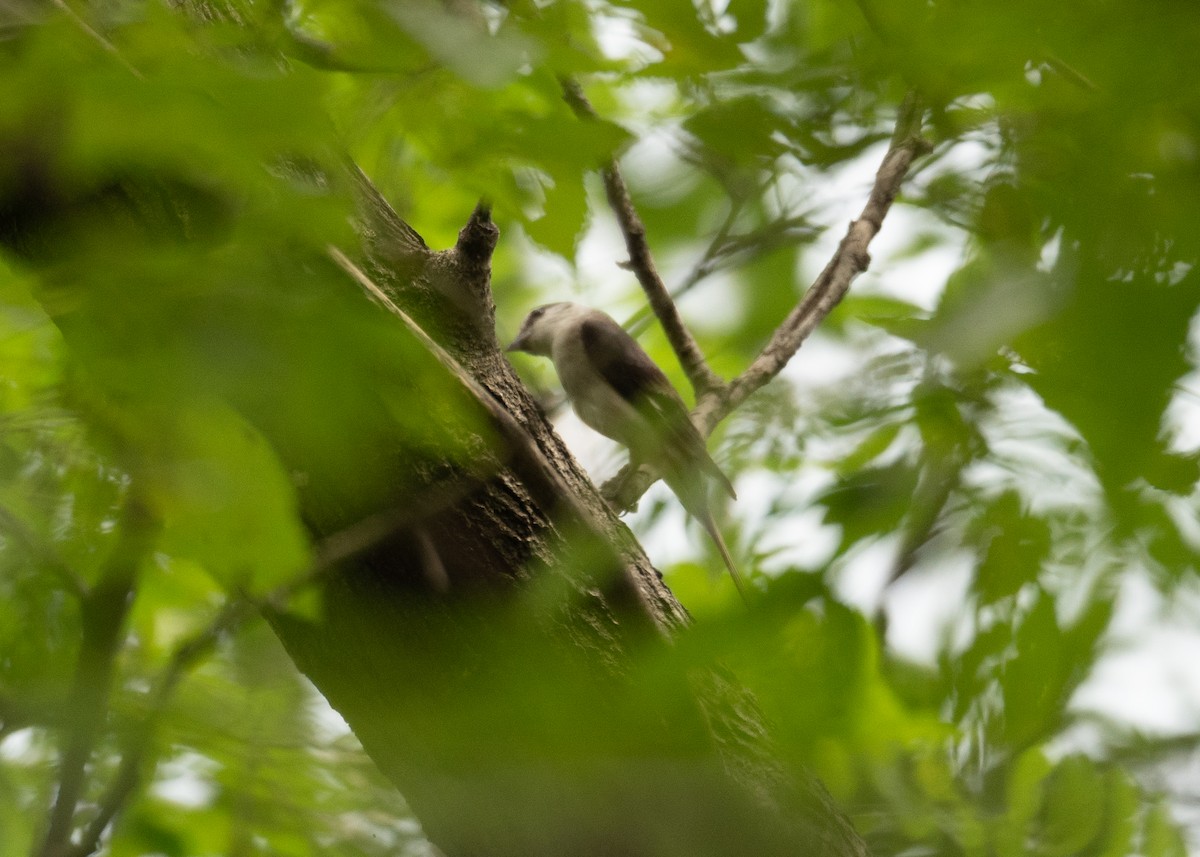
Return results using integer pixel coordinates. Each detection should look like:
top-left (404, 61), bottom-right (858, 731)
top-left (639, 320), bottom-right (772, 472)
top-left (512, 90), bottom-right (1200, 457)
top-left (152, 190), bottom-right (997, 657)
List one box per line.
top-left (507, 302), bottom-right (746, 599)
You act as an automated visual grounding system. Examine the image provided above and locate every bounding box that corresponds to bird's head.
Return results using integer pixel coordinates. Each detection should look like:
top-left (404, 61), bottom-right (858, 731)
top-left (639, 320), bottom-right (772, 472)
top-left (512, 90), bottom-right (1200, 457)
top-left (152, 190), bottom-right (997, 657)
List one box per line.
top-left (506, 302), bottom-right (581, 356)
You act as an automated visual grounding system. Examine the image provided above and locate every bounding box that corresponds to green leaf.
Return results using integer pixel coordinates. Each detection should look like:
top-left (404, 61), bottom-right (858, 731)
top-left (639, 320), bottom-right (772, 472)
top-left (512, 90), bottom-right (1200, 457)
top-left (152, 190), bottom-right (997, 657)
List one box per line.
top-left (146, 397), bottom-right (311, 596)
top-left (683, 96), bottom-right (791, 168)
top-left (631, 0), bottom-right (745, 76)
top-left (829, 294), bottom-right (926, 333)
top-left (946, 618), bottom-right (1011, 722)
top-left (387, 0), bottom-right (539, 88)
top-left (727, 0), bottom-right (769, 40)
top-left (1142, 802), bottom-right (1188, 857)
top-left (1014, 267), bottom-right (1200, 499)
top-left (1038, 755), bottom-right (1105, 856)
top-left (1097, 770), bottom-right (1141, 857)
top-left (970, 491), bottom-right (1050, 605)
top-left (836, 423), bottom-right (902, 475)
top-left (522, 169), bottom-right (590, 259)
top-left (1006, 746), bottom-right (1052, 826)
top-left (1002, 592), bottom-right (1066, 749)
top-left (816, 459), bottom-right (920, 553)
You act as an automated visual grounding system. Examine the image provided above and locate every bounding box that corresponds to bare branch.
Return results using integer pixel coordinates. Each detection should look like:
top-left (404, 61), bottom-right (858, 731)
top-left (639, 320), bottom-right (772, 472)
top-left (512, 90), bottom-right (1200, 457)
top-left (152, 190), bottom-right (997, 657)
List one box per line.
top-left (1042, 54), bottom-right (1098, 92)
top-left (702, 93), bottom-right (929, 433)
top-left (625, 199), bottom-right (744, 336)
top-left (603, 94), bottom-right (928, 507)
top-left (561, 79), bottom-right (724, 397)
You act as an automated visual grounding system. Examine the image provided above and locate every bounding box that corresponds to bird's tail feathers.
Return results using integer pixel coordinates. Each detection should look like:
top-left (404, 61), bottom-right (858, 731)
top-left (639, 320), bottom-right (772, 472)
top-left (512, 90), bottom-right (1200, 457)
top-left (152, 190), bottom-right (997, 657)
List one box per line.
top-left (699, 510), bottom-right (747, 602)
top-left (706, 457), bottom-right (737, 501)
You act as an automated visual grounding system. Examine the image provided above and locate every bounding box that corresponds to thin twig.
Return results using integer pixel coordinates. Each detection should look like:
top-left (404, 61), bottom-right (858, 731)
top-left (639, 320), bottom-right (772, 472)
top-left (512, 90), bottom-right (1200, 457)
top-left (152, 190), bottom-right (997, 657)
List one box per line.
top-left (64, 598), bottom-right (249, 857)
top-left (561, 78), bottom-right (723, 397)
top-left (38, 494), bottom-right (158, 857)
top-left (603, 93), bottom-right (929, 505)
top-left (625, 199), bottom-right (744, 336)
top-left (701, 92), bottom-right (930, 432)
top-left (1042, 54), bottom-right (1098, 92)
top-left (625, 213), bottom-right (819, 338)
top-left (49, 0), bottom-right (144, 79)
top-left (58, 480), bottom-right (490, 857)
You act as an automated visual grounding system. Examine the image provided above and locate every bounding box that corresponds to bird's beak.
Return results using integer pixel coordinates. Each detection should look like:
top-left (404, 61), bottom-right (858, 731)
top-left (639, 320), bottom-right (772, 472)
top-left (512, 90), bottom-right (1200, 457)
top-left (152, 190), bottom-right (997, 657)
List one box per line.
top-left (505, 333), bottom-right (527, 353)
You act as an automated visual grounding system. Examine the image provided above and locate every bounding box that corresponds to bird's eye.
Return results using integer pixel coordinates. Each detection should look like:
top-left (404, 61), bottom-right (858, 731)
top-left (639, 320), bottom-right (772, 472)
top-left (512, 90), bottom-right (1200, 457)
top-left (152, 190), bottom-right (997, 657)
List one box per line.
top-left (529, 306), bottom-right (547, 320)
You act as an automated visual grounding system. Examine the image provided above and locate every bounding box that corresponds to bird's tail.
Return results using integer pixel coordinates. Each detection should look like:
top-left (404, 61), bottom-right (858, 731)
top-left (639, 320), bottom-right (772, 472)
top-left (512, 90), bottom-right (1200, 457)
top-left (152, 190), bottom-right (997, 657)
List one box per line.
top-left (700, 452), bottom-right (737, 501)
top-left (700, 510), bottom-right (748, 602)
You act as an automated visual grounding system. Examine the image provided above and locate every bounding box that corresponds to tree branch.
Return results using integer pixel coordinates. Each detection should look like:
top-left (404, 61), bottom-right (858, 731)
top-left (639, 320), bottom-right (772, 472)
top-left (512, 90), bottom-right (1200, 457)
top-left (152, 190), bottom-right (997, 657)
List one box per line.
top-left (626, 212), bottom-right (820, 337)
top-left (625, 198), bottom-right (744, 336)
top-left (603, 94), bottom-right (928, 507)
top-left (700, 93), bottom-right (930, 433)
top-left (559, 82), bottom-right (925, 455)
top-left (37, 493), bottom-right (158, 857)
top-left (561, 78), bottom-right (724, 397)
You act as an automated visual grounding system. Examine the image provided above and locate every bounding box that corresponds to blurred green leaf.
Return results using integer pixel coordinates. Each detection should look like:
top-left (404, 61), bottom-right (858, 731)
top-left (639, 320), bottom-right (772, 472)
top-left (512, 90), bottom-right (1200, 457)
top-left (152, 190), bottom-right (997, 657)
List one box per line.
top-left (1143, 801), bottom-right (1188, 857)
top-left (145, 397), bottom-right (310, 596)
top-left (1015, 268), bottom-right (1200, 499)
top-left (727, 0), bottom-right (768, 40)
top-left (816, 459), bottom-right (920, 552)
top-left (1038, 755), bottom-right (1105, 856)
top-left (1002, 592), bottom-right (1066, 749)
top-left (970, 491), bottom-right (1050, 605)
top-left (1002, 747), bottom-right (1052, 855)
top-left (1097, 770), bottom-right (1141, 857)
top-left (683, 97), bottom-right (791, 168)
top-left (631, 0), bottom-right (745, 76)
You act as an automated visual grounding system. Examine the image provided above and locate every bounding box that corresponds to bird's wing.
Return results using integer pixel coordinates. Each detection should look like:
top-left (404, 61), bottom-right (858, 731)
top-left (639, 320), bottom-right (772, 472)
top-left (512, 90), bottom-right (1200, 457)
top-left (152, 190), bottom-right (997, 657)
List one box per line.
top-left (579, 316), bottom-right (689, 428)
top-left (580, 317), bottom-right (736, 500)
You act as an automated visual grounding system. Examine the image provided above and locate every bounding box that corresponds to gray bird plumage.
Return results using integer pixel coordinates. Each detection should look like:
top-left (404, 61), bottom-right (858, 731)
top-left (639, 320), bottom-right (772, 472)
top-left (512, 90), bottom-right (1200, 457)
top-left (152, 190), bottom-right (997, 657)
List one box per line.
top-left (508, 302), bottom-right (746, 599)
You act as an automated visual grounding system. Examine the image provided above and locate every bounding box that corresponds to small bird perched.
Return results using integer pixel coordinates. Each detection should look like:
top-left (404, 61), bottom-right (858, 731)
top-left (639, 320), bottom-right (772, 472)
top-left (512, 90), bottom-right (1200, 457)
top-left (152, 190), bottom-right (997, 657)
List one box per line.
top-left (507, 302), bottom-right (746, 599)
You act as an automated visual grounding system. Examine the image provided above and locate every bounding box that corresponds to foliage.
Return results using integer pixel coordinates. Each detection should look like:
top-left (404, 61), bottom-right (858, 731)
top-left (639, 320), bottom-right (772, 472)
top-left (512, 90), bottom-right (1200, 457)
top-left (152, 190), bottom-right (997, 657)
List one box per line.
top-left (1, 0), bottom-right (1199, 855)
